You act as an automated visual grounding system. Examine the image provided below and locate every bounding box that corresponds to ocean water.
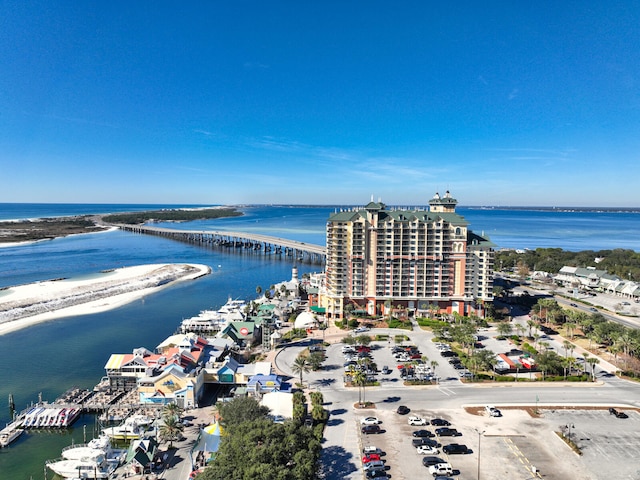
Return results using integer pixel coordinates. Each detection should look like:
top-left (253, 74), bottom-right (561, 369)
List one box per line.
top-left (0, 203), bottom-right (639, 479)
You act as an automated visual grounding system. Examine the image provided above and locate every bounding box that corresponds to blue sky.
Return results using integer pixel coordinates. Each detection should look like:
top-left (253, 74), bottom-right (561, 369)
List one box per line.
top-left (1, 1), bottom-right (639, 207)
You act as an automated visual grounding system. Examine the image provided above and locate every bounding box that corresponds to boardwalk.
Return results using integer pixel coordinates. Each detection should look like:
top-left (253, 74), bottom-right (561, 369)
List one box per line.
top-left (119, 225), bottom-right (327, 264)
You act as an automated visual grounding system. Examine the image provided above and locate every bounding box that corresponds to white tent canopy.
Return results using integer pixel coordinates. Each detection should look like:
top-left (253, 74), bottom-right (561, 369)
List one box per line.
top-left (294, 311), bottom-right (317, 329)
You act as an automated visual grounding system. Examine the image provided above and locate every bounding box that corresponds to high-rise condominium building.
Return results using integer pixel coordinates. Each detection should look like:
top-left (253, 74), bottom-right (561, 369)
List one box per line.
top-left (319, 191), bottom-right (494, 320)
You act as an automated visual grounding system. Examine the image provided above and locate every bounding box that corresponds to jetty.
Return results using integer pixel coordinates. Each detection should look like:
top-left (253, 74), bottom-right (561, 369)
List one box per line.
top-left (118, 225), bottom-right (327, 264)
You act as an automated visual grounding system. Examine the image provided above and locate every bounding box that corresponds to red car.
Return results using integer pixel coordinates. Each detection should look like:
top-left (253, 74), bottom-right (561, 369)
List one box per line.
top-left (362, 453), bottom-right (381, 463)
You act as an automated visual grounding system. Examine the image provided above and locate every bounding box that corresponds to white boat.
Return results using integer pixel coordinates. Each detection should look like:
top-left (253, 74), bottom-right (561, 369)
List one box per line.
top-left (0, 423), bottom-right (23, 448)
top-left (46, 435), bottom-right (125, 478)
top-left (46, 451), bottom-right (118, 479)
top-left (102, 414), bottom-right (153, 440)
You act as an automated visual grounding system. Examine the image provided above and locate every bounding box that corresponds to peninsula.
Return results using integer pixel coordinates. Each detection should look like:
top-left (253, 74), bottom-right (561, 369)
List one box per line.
top-left (0, 207), bottom-right (242, 246)
top-left (0, 263), bottom-right (211, 336)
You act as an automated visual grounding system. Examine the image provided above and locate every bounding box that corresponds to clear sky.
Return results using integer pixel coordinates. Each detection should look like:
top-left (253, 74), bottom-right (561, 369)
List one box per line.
top-left (1, 1), bottom-right (639, 207)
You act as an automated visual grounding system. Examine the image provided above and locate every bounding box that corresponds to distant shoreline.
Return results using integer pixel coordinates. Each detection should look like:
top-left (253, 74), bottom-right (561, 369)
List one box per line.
top-left (0, 206), bottom-right (242, 246)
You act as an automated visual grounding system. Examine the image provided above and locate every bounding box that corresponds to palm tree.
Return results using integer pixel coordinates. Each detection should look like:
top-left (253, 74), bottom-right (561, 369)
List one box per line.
top-left (159, 415), bottom-right (184, 449)
top-left (582, 352), bottom-right (590, 374)
top-left (526, 319), bottom-right (537, 338)
top-left (162, 402), bottom-right (183, 421)
top-left (496, 322), bottom-right (513, 338)
top-left (562, 340), bottom-right (572, 359)
top-left (430, 360), bottom-right (439, 376)
top-left (351, 367), bottom-right (367, 405)
top-left (586, 357), bottom-right (600, 381)
top-left (291, 355), bottom-right (310, 386)
top-left (565, 321), bottom-right (577, 340)
top-left (533, 333), bottom-right (541, 350)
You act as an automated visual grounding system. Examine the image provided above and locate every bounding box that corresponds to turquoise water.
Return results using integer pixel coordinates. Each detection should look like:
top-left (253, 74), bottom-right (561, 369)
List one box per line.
top-left (0, 203), bottom-right (639, 479)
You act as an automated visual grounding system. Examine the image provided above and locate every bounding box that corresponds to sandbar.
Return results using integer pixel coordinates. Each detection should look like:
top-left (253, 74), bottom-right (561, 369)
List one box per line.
top-left (0, 263), bottom-right (211, 336)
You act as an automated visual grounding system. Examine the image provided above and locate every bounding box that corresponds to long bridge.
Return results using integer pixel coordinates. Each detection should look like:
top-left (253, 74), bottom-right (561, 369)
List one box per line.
top-left (118, 224), bottom-right (327, 264)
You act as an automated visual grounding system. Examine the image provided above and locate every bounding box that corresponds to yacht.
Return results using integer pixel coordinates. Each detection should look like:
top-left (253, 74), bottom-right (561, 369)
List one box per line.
top-left (102, 414), bottom-right (153, 440)
top-left (0, 423), bottom-right (23, 448)
top-left (46, 435), bottom-right (125, 478)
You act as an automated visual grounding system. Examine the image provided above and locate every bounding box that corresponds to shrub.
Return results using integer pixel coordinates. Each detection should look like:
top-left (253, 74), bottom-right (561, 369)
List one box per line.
top-left (388, 318), bottom-right (413, 330)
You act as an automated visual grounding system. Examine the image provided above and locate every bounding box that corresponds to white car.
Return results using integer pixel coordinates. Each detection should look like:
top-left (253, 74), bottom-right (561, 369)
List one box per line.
top-left (355, 326), bottom-right (369, 333)
top-left (408, 416), bottom-right (428, 426)
top-left (363, 445), bottom-right (382, 454)
top-left (416, 445), bottom-right (440, 455)
top-left (486, 405), bottom-right (502, 417)
top-left (429, 462), bottom-right (453, 476)
top-left (360, 416), bottom-right (381, 425)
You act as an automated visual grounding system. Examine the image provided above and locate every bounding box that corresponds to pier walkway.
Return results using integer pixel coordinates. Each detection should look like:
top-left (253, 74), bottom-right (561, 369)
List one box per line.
top-left (118, 225), bottom-right (327, 264)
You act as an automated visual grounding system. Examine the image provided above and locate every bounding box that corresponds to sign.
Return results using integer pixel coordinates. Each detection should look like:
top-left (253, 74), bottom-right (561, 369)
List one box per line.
top-left (240, 327), bottom-right (249, 336)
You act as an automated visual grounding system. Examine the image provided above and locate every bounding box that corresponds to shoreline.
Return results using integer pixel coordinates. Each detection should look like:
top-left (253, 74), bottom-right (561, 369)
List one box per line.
top-left (0, 263), bottom-right (211, 336)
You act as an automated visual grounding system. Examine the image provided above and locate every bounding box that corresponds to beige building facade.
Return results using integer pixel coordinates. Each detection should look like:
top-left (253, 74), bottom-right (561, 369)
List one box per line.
top-left (320, 192), bottom-right (495, 319)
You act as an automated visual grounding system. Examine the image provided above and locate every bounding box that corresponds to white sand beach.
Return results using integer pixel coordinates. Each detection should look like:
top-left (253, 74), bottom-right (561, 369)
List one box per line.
top-left (0, 263), bottom-right (211, 336)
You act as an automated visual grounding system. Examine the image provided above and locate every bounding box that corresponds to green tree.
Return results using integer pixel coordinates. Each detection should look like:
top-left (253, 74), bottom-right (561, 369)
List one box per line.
top-left (496, 322), bottom-right (513, 338)
top-left (291, 355), bottom-right (310, 386)
top-left (352, 368), bottom-right (367, 405)
top-left (217, 396), bottom-right (270, 428)
top-left (307, 351), bottom-right (324, 371)
top-left (162, 402), bottom-right (183, 421)
top-left (158, 414), bottom-right (184, 449)
top-left (201, 417), bottom-right (321, 480)
top-left (526, 319), bottom-right (537, 338)
top-left (586, 357), bottom-right (600, 381)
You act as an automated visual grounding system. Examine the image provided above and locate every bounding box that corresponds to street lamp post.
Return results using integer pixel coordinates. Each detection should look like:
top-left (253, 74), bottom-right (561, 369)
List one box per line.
top-left (476, 429), bottom-right (485, 480)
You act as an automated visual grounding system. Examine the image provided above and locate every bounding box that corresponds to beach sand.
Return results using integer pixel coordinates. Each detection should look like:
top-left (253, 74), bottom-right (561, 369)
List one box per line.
top-left (0, 263), bottom-right (211, 336)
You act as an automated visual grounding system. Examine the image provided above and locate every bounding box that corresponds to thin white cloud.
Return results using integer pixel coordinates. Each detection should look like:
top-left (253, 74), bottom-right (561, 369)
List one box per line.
top-left (508, 88), bottom-right (519, 100)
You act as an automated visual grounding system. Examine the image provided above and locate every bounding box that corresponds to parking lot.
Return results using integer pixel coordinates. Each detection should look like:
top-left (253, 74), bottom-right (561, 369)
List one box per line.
top-left (307, 329), bottom-right (640, 480)
top-left (353, 405), bottom-right (640, 480)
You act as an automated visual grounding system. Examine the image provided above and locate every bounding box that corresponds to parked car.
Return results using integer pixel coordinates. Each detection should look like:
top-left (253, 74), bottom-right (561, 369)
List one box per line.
top-left (362, 453), bottom-right (381, 463)
top-left (396, 405), bottom-right (410, 415)
top-left (361, 417), bottom-right (381, 425)
top-left (486, 405), bottom-right (502, 417)
top-left (443, 443), bottom-right (469, 454)
top-left (609, 407), bottom-right (629, 418)
top-left (355, 326), bottom-right (369, 333)
top-left (365, 469), bottom-right (388, 479)
top-left (413, 438), bottom-right (441, 448)
top-left (408, 416), bottom-right (428, 426)
top-left (416, 445), bottom-right (440, 455)
top-left (361, 425), bottom-right (382, 434)
top-left (412, 429), bottom-right (435, 438)
top-left (430, 418), bottom-right (451, 426)
top-left (429, 463), bottom-right (454, 477)
top-left (421, 456), bottom-right (446, 467)
top-left (435, 427), bottom-right (461, 437)
top-left (363, 445), bottom-right (381, 454)
top-left (381, 366), bottom-right (391, 374)
top-left (363, 460), bottom-right (385, 471)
